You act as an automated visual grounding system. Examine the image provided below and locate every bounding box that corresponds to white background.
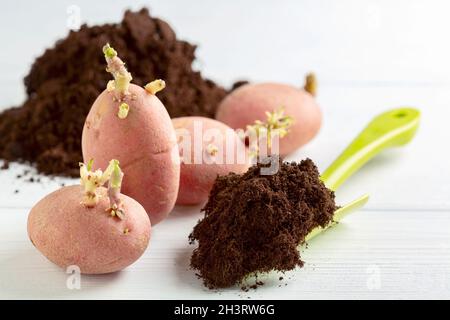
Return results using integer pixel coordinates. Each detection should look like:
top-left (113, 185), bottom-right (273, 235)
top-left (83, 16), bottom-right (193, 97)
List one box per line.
top-left (1, 0), bottom-right (450, 299)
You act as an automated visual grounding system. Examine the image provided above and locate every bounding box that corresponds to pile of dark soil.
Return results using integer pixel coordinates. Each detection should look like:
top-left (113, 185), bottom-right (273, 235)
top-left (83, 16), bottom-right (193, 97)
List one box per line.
top-left (0, 8), bottom-right (227, 176)
top-left (189, 157), bottom-right (337, 289)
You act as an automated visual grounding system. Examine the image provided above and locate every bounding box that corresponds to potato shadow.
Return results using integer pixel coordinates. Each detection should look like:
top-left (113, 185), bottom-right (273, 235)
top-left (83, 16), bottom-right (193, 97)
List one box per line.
top-left (168, 204), bottom-right (204, 220)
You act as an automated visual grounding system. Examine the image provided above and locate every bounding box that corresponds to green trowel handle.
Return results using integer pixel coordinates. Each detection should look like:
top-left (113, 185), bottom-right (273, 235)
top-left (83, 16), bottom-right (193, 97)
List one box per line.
top-left (320, 107), bottom-right (420, 191)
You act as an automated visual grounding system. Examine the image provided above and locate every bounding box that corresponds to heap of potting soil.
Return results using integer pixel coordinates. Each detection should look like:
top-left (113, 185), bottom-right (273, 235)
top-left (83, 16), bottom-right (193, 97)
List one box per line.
top-left (189, 157), bottom-right (337, 289)
top-left (0, 8), bottom-right (227, 177)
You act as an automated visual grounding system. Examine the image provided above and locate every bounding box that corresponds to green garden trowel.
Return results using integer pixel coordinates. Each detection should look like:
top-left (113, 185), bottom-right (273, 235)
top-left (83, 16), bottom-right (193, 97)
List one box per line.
top-left (305, 107), bottom-right (420, 241)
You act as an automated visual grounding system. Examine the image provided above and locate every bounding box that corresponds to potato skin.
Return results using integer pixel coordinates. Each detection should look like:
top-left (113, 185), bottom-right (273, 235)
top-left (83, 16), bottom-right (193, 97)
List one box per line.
top-left (172, 117), bottom-right (250, 205)
top-left (27, 186), bottom-right (150, 274)
top-left (216, 83), bottom-right (322, 156)
top-left (82, 84), bottom-right (180, 225)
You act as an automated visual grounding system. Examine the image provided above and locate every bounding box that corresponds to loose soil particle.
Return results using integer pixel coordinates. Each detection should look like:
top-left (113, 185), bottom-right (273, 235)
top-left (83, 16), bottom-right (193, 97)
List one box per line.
top-left (0, 8), bottom-right (228, 177)
top-left (189, 157), bottom-right (337, 289)
top-left (0, 161), bottom-right (9, 170)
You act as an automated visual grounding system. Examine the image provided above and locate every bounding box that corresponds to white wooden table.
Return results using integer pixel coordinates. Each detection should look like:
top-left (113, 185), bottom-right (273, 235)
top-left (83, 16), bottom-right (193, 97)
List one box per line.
top-left (1, 0), bottom-right (450, 299)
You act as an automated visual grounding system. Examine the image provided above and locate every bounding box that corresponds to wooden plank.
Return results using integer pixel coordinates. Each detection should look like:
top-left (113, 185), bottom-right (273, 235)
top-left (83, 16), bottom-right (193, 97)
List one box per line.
top-left (1, 207), bottom-right (449, 299)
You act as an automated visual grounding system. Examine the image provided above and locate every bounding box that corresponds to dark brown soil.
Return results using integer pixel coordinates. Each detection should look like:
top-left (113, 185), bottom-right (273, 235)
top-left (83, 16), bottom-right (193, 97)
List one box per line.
top-left (189, 157), bottom-right (337, 289)
top-left (0, 8), bottom-right (228, 177)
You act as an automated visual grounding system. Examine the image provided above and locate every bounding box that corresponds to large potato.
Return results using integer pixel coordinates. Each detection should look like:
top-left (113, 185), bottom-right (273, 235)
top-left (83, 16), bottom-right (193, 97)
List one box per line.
top-left (172, 117), bottom-right (250, 205)
top-left (216, 82), bottom-right (322, 156)
top-left (28, 186), bottom-right (150, 274)
top-left (82, 45), bottom-right (180, 225)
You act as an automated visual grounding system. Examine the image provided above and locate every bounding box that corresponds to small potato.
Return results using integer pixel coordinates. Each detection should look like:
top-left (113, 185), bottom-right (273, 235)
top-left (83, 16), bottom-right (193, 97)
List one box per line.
top-left (216, 81), bottom-right (322, 156)
top-left (172, 117), bottom-right (250, 205)
top-left (28, 186), bottom-right (150, 274)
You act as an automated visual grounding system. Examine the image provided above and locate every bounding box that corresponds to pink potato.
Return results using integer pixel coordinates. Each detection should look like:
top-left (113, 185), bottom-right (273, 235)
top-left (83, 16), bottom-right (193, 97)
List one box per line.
top-left (27, 161), bottom-right (151, 274)
top-left (82, 45), bottom-right (179, 225)
top-left (172, 117), bottom-right (250, 205)
top-left (215, 81), bottom-right (322, 156)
